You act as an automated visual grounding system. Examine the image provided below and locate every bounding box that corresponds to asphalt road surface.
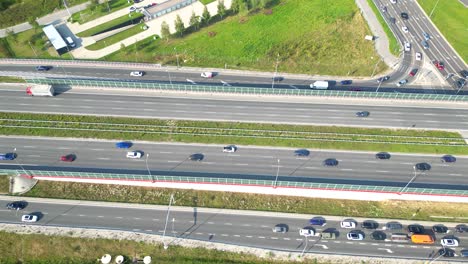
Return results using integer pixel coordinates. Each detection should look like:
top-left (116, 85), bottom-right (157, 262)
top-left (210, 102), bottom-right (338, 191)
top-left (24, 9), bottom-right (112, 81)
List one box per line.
top-left (1, 89), bottom-right (468, 130)
top-left (1, 138), bottom-right (467, 189)
top-left (1, 198), bottom-right (467, 261)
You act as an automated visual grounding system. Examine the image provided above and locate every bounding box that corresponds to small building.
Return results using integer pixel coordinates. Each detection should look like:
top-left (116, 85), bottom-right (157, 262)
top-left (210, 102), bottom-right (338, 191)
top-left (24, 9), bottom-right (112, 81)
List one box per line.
top-left (42, 24), bottom-right (68, 55)
top-left (144, 0), bottom-right (198, 20)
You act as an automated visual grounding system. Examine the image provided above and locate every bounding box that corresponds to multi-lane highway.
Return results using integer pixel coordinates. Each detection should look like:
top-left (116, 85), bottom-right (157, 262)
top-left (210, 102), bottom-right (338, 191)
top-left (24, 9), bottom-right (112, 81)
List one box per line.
top-left (1, 89), bottom-right (468, 130)
top-left (374, 0), bottom-right (467, 88)
top-left (1, 137), bottom-right (467, 189)
top-left (1, 198), bottom-right (467, 261)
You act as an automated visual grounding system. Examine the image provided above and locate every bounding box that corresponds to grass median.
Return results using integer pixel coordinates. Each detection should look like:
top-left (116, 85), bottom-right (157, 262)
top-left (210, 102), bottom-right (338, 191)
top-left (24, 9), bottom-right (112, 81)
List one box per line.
top-left (86, 24), bottom-right (146, 51)
top-left (0, 112), bottom-right (466, 154)
top-left (26, 181), bottom-right (468, 223)
top-left (0, 76), bottom-right (25, 83)
top-left (76, 13), bottom-right (144, 38)
top-left (366, 0), bottom-right (399, 56)
top-left (70, 0), bottom-right (132, 25)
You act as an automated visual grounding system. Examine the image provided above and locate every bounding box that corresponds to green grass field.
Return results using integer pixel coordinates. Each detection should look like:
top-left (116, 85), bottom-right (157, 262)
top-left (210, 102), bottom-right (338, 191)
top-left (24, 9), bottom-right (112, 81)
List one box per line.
top-left (0, 175), bottom-right (10, 193)
top-left (27, 181), bottom-right (468, 222)
top-left (0, 112), bottom-right (466, 154)
top-left (417, 0), bottom-right (468, 63)
top-left (86, 25), bottom-right (146, 50)
top-left (77, 13), bottom-right (144, 37)
top-left (366, 0), bottom-right (399, 55)
top-left (0, 76), bottom-right (25, 83)
top-left (70, 0), bottom-right (132, 25)
top-left (107, 0), bottom-right (387, 76)
top-left (1, 230), bottom-right (320, 264)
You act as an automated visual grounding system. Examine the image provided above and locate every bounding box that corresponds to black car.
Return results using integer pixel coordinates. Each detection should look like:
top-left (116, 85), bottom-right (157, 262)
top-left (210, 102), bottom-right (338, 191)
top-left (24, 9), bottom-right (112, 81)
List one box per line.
top-left (401, 12), bottom-right (409, 19)
top-left (460, 70), bottom-right (468, 78)
top-left (189, 153), bottom-right (204, 161)
top-left (340, 80), bottom-right (352, 85)
top-left (272, 76), bottom-right (284, 82)
top-left (6, 201), bottom-right (27, 210)
top-left (355, 111), bottom-right (370, 117)
top-left (294, 149), bottom-right (310, 157)
top-left (371, 231), bottom-right (386, 240)
top-left (455, 224), bottom-right (467, 233)
top-left (375, 152), bottom-right (391, 160)
top-left (414, 162), bottom-right (431, 171)
top-left (432, 225), bottom-right (448, 234)
top-left (361, 220), bottom-right (378, 229)
top-left (385, 221), bottom-right (403, 230)
top-left (323, 158), bottom-right (338, 167)
top-left (377, 76), bottom-right (390, 83)
top-left (407, 224), bottom-right (424, 234)
top-left (441, 155), bottom-right (456, 163)
top-left (35, 66), bottom-right (52, 71)
top-left (437, 248), bottom-right (455, 258)
top-left (456, 78), bottom-right (466, 88)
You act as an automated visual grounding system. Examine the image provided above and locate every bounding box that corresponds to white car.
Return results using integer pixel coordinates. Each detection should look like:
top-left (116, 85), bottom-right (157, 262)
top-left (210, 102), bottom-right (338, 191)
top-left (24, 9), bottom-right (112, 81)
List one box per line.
top-left (397, 79), bottom-right (408, 87)
top-left (223, 145), bottom-right (237, 153)
top-left (347, 231), bottom-right (364, 240)
top-left (390, 0), bottom-right (397, 3)
top-left (340, 219), bottom-right (357, 228)
top-left (299, 227), bottom-right (315, 237)
top-left (126, 151), bottom-right (143, 159)
top-left (404, 42), bottom-right (411, 52)
top-left (129, 6), bottom-right (137, 12)
top-left (201, 72), bottom-right (214, 78)
top-left (415, 52), bottom-right (422, 61)
top-left (402, 26), bottom-right (409, 33)
top-left (130, 71), bottom-right (144, 77)
top-left (21, 214), bottom-right (38, 223)
top-left (441, 238), bottom-right (459, 247)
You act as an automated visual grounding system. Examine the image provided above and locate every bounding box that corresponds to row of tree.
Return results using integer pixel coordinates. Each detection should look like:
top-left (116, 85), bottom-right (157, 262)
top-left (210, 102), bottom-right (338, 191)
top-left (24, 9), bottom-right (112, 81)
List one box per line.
top-left (160, 0), bottom-right (274, 39)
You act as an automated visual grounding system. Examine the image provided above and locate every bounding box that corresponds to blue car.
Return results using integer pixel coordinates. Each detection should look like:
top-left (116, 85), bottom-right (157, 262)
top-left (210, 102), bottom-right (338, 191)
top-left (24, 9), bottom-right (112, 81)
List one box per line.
top-left (309, 217), bottom-right (326, 226)
top-left (340, 80), bottom-right (352, 85)
top-left (0, 153), bottom-right (16, 160)
top-left (115, 142), bottom-right (132, 149)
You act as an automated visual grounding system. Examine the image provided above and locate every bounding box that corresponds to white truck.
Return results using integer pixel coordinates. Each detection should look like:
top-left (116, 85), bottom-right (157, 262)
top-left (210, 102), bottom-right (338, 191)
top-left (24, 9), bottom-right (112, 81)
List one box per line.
top-left (309, 81), bottom-right (329, 89)
top-left (26, 85), bottom-right (55, 96)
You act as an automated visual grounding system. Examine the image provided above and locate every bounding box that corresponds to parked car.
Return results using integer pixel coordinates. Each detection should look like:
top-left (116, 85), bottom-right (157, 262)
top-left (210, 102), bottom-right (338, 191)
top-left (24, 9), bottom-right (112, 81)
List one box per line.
top-left (272, 224), bottom-right (288, 233)
top-left (347, 231), bottom-right (364, 240)
top-left (375, 152), bottom-right (391, 160)
top-left (130, 71), bottom-right (144, 77)
top-left (35, 66), bottom-right (52, 71)
top-left (414, 162), bottom-right (431, 171)
top-left (21, 214), bottom-right (38, 223)
top-left (441, 238), bottom-right (459, 247)
top-left (407, 224), bottom-right (425, 234)
top-left (60, 154), bottom-right (75, 162)
top-left (6, 201), bottom-right (27, 210)
top-left (355, 111), bottom-right (370, 117)
top-left (434, 60), bottom-right (445, 70)
top-left (323, 158), bottom-right (338, 167)
top-left (397, 79), bottom-right (408, 87)
top-left (201, 72), bottom-right (214, 78)
top-left (126, 151), bottom-right (143, 159)
top-left (223, 145), bottom-right (237, 153)
top-left (309, 217), bottom-right (326, 226)
top-left (341, 219), bottom-right (357, 229)
top-left (455, 224), bottom-right (467, 233)
top-left (438, 248), bottom-right (455, 257)
top-left (432, 225), bottom-right (449, 234)
top-left (409, 68), bottom-right (418, 77)
top-left (115, 142), bottom-right (132, 149)
top-left (0, 153), bottom-right (16, 160)
top-left (384, 221), bottom-right (403, 230)
top-left (415, 52), bottom-right (422, 61)
top-left (441, 155), bottom-right (456, 163)
top-left (361, 220), bottom-right (378, 229)
top-left (371, 231), bottom-right (386, 240)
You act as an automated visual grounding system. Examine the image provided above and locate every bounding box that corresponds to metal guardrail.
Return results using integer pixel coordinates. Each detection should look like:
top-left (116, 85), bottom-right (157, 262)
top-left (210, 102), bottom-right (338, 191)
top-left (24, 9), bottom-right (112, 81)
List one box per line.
top-left (2, 169), bottom-right (467, 196)
top-left (0, 58), bottom-right (162, 70)
top-left (25, 78), bottom-right (468, 102)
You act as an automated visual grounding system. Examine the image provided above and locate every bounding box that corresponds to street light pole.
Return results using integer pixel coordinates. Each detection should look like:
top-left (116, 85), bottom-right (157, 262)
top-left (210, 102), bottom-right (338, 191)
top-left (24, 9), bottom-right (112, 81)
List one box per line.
top-left (174, 48), bottom-right (180, 69)
top-left (62, 0), bottom-right (71, 17)
top-left (300, 236), bottom-right (309, 257)
top-left (273, 159), bottom-right (280, 188)
top-left (13, 148), bottom-right (28, 177)
top-left (162, 194), bottom-right (175, 250)
top-left (271, 53), bottom-right (280, 89)
top-left (145, 153), bottom-right (154, 183)
top-left (399, 167), bottom-right (418, 195)
top-left (166, 68), bottom-right (173, 87)
top-left (28, 41), bottom-right (38, 57)
top-left (429, 0), bottom-right (441, 18)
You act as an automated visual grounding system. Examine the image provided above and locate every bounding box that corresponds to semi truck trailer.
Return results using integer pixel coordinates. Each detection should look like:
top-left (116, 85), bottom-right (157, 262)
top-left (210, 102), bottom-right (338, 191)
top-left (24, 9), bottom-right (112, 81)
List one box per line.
top-left (26, 85), bottom-right (55, 96)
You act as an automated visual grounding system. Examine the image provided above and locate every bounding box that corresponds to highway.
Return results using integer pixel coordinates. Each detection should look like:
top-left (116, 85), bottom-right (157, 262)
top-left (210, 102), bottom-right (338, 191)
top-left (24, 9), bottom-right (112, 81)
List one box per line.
top-left (1, 198), bottom-right (467, 261)
top-left (1, 89), bottom-right (468, 130)
top-left (1, 137), bottom-right (467, 188)
top-left (374, 0), bottom-right (467, 88)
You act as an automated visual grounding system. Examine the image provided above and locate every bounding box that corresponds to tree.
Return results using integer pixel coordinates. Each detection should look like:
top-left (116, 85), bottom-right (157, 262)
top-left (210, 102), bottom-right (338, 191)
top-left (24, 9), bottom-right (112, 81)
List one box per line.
top-left (259, 0), bottom-right (269, 9)
top-left (250, 0), bottom-right (259, 10)
top-left (217, 0), bottom-right (226, 19)
top-left (6, 29), bottom-right (17, 43)
top-left (28, 18), bottom-right (40, 33)
top-left (239, 0), bottom-right (249, 12)
top-left (89, 0), bottom-right (99, 12)
top-left (231, 0), bottom-right (241, 13)
top-left (201, 6), bottom-right (211, 25)
top-left (160, 21), bottom-right (170, 41)
top-left (189, 11), bottom-right (200, 30)
top-left (174, 15), bottom-right (185, 37)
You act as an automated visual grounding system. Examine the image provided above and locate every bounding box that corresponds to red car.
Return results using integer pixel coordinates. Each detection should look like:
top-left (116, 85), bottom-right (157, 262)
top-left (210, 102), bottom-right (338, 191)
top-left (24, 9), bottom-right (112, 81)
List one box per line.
top-left (60, 154), bottom-right (75, 162)
top-left (433, 61), bottom-right (445, 71)
top-left (409, 68), bottom-right (418, 77)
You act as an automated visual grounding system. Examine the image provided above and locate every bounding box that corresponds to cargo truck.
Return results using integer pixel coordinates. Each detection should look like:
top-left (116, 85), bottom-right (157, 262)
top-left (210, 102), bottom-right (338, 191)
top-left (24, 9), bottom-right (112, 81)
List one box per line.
top-left (26, 85), bottom-right (55, 96)
top-left (309, 81), bottom-right (329, 89)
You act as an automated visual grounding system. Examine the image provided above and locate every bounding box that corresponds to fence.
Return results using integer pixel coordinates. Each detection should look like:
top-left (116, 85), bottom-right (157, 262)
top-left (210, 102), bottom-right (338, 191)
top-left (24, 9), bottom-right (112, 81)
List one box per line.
top-left (1, 169), bottom-right (466, 196)
top-left (25, 77), bottom-right (468, 102)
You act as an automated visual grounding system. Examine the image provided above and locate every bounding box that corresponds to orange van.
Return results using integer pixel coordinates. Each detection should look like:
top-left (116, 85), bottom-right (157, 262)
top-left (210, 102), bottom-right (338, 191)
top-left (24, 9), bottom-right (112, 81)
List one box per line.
top-left (411, 234), bottom-right (434, 244)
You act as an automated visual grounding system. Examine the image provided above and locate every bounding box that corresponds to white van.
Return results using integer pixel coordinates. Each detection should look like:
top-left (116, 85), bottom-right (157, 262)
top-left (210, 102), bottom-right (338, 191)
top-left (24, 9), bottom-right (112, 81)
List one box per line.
top-left (66, 37), bottom-right (76, 48)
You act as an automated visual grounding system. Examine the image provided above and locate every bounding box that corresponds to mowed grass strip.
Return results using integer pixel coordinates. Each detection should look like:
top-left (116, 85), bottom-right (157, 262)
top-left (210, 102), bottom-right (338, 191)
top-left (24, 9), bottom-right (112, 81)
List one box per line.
top-left (0, 231), bottom-right (306, 264)
top-left (366, 0), bottom-right (399, 55)
top-left (70, 0), bottom-right (132, 25)
top-left (0, 175), bottom-right (10, 193)
top-left (107, 0), bottom-right (387, 76)
top-left (0, 76), bottom-right (25, 83)
top-left (417, 0), bottom-right (468, 63)
top-left (76, 13), bottom-right (144, 37)
top-left (86, 25), bottom-right (146, 50)
top-left (26, 181), bottom-right (468, 222)
top-left (0, 112), bottom-right (466, 154)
